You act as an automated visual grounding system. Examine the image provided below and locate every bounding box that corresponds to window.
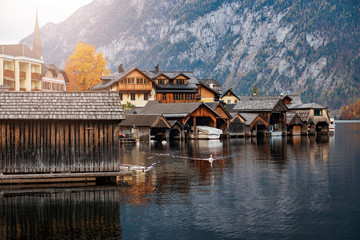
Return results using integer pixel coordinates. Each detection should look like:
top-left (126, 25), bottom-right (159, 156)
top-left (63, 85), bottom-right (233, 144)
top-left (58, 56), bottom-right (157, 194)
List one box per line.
top-left (162, 94), bottom-right (166, 100)
top-left (314, 109), bottom-right (322, 116)
top-left (235, 100), bottom-right (238, 103)
top-left (144, 93), bottom-right (148, 100)
top-left (119, 93), bottom-right (123, 100)
top-left (228, 100), bottom-right (231, 104)
top-left (157, 79), bottom-right (167, 84)
top-left (52, 83), bottom-right (55, 90)
top-left (130, 93), bottom-right (136, 101)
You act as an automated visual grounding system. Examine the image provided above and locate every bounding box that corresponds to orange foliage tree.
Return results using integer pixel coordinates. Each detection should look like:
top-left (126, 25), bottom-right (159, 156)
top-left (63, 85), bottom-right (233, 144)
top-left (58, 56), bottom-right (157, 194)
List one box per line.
top-left (65, 42), bottom-right (110, 91)
top-left (340, 99), bottom-right (360, 120)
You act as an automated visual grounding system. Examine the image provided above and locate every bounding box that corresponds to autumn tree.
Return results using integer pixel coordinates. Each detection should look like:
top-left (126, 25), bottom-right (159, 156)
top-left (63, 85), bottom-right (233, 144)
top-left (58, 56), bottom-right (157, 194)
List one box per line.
top-left (65, 42), bottom-right (110, 91)
top-left (340, 99), bottom-right (360, 120)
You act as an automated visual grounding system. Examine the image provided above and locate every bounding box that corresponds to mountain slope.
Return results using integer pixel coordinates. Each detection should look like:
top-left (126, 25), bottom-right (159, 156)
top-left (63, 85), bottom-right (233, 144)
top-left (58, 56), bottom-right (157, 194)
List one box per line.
top-left (21, 0), bottom-right (360, 109)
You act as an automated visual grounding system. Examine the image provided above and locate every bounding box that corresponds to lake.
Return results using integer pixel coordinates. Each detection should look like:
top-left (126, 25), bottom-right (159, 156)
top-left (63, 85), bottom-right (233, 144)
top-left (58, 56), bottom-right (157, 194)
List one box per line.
top-left (1, 121), bottom-right (360, 239)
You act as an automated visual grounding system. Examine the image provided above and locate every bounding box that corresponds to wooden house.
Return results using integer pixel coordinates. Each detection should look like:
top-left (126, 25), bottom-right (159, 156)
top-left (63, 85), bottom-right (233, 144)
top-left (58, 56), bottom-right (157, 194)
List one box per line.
top-left (119, 114), bottom-right (172, 141)
top-left (197, 81), bottom-right (220, 102)
top-left (0, 91), bottom-right (125, 178)
top-left (92, 66), bottom-right (156, 107)
top-left (240, 113), bottom-right (270, 137)
top-left (289, 103), bottom-right (330, 135)
top-left (233, 99), bottom-right (288, 134)
top-left (143, 66), bottom-right (199, 103)
top-left (221, 89), bottom-right (240, 104)
top-left (141, 102), bottom-right (221, 139)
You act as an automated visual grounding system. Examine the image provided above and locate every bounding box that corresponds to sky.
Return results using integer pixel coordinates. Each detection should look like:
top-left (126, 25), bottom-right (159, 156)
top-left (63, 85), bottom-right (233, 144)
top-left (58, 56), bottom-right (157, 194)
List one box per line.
top-left (0, 0), bottom-right (93, 44)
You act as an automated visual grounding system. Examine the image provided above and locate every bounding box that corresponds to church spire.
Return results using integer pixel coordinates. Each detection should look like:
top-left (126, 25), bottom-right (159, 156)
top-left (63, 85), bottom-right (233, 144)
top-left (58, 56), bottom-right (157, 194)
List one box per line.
top-left (33, 8), bottom-right (43, 59)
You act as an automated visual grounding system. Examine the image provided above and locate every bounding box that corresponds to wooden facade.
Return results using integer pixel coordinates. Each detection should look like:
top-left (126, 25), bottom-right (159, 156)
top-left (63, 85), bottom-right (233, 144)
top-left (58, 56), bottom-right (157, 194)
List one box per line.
top-left (0, 120), bottom-right (119, 174)
top-left (0, 92), bottom-right (125, 178)
top-left (229, 114), bottom-right (246, 137)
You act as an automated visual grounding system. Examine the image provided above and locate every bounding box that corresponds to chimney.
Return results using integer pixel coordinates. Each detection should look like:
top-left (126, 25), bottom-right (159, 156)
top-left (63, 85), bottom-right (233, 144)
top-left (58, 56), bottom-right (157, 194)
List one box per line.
top-left (155, 64), bottom-right (159, 72)
top-left (118, 64), bottom-right (124, 73)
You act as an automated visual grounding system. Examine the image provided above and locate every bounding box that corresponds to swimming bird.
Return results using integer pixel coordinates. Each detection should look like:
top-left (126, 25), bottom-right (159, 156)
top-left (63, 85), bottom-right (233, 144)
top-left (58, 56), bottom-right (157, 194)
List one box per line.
top-left (208, 154), bottom-right (214, 164)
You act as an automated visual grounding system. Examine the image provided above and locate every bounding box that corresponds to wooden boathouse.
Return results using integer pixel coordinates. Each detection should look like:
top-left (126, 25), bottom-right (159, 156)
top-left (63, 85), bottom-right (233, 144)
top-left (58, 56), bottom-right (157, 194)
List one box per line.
top-left (0, 91), bottom-right (126, 183)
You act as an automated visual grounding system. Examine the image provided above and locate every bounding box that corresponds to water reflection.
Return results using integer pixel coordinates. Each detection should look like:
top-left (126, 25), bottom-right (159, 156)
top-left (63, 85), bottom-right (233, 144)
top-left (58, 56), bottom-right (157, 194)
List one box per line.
top-left (0, 187), bottom-right (122, 240)
top-left (2, 123), bottom-right (360, 239)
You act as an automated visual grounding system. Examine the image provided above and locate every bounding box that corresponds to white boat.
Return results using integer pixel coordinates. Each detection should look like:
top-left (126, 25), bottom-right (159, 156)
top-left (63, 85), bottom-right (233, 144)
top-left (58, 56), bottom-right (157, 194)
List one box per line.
top-left (329, 118), bottom-right (335, 133)
top-left (196, 126), bottom-right (223, 139)
top-left (269, 125), bottom-right (284, 136)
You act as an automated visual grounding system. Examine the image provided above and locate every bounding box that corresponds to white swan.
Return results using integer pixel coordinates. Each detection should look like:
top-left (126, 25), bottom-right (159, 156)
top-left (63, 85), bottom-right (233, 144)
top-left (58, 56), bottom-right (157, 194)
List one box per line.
top-left (208, 154), bottom-right (214, 163)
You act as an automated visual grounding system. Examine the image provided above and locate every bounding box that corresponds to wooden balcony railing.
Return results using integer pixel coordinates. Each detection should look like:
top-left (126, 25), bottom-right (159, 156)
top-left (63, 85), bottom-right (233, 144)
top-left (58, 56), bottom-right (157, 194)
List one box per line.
top-left (19, 88), bottom-right (27, 91)
top-left (31, 88), bottom-right (41, 91)
top-left (118, 83), bottom-right (153, 91)
top-left (31, 72), bottom-right (41, 80)
top-left (3, 70), bottom-right (15, 79)
top-left (20, 71), bottom-right (26, 79)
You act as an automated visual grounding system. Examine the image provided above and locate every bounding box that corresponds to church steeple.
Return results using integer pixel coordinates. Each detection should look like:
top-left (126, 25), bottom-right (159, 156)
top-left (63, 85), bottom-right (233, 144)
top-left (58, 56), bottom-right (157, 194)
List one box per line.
top-left (33, 9), bottom-right (43, 59)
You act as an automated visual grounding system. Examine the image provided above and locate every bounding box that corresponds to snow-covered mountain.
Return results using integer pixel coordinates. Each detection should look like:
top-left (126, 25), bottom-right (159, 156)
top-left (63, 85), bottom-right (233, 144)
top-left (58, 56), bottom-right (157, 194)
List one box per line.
top-left (21, 0), bottom-right (360, 109)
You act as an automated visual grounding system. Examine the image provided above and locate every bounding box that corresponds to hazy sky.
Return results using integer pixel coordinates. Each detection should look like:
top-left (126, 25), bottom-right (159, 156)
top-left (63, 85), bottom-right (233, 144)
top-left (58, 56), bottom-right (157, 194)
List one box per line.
top-left (0, 0), bottom-right (93, 44)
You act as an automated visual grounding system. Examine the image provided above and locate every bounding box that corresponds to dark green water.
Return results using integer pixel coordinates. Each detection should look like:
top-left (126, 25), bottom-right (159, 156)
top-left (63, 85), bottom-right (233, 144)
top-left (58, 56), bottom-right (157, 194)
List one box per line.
top-left (1, 121), bottom-right (360, 239)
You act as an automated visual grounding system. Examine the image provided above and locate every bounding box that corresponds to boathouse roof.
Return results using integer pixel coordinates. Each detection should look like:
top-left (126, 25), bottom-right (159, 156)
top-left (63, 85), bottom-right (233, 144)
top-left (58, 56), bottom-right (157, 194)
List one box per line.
top-left (141, 102), bottom-right (220, 118)
top-left (289, 103), bottom-right (327, 109)
top-left (0, 92), bottom-right (125, 120)
top-left (240, 94), bottom-right (303, 105)
top-left (286, 112), bottom-right (303, 125)
top-left (205, 101), bottom-right (233, 119)
top-left (119, 114), bottom-right (170, 128)
top-left (234, 99), bottom-right (288, 112)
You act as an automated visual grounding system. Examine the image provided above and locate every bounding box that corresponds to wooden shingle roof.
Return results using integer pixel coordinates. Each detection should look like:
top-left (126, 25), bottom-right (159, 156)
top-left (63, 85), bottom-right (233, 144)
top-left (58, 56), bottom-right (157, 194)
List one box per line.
top-left (119, 114), bottom-right (170, 128)
top-left (234, 99), bottom-right (288, 112)
top-left (0, 92), bottom-right (125, 120)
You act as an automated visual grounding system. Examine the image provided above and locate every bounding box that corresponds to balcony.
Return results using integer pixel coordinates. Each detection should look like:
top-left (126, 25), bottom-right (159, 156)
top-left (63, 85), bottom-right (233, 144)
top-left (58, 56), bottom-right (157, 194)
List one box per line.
top-left (118, 83), bottom-right (153, 91)
top-left (31, 72), bottom-right (41, 80)
top-left (3, 70), bottom-right (15, 79)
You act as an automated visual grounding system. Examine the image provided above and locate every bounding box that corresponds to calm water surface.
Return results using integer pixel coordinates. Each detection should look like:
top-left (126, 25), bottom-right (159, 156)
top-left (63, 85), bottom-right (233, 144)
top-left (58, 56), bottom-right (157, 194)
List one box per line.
top-left (1, 122), bottom-right (360, 239)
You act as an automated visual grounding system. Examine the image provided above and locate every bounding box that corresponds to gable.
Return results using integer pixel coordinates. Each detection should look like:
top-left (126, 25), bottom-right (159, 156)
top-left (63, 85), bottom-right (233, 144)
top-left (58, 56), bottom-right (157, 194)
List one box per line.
top-left (249, 115), bottom-right (269, 129)
top-left (272, 100), bottom-right (288, 112)
top-left (199, 85), bottom-right (216, 99)
top-left (153, 116), bottom-right (171, 128)
top-left (230, 114), bottom-right (245, 124)
top-left (214, 105), bottom-right (232, 119)
top-left (289, 115), bottom-right (303, 125)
